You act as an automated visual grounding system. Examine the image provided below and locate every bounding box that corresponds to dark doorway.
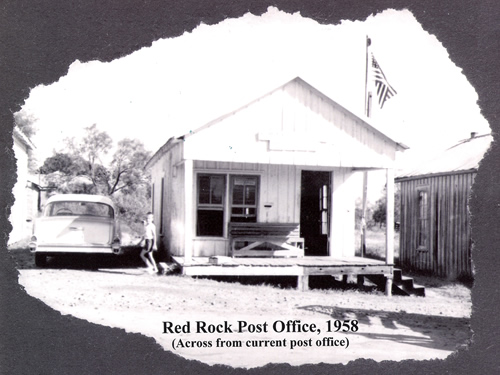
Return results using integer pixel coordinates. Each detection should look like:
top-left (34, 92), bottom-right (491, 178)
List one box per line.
top-left (300, 171), bottom-right (331, 256)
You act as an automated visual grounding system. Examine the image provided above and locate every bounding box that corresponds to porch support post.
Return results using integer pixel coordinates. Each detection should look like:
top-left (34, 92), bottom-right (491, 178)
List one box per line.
top-left (385, 167), bottom-right (395, 265)
top-left (385, 168), bottom-right (394, 297)
top-left (385, 275), bottom-right (393, 297)
top-left (184, 159), bottom-right (194, 265)
top-left (360, 171), bottom-right (368, 257)
top-left (329, 169), bottom-right (356, 258)
top-left (298, 275), bottom-right (309, 292)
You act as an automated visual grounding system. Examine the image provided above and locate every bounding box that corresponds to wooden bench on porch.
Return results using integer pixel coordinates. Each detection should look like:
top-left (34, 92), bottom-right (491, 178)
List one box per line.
top-left (229, 222), bottom-right (304, 258)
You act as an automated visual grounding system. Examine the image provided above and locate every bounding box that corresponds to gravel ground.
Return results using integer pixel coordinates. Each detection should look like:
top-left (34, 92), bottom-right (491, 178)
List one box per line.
top-left (9, 246), bottom-right (472, 368)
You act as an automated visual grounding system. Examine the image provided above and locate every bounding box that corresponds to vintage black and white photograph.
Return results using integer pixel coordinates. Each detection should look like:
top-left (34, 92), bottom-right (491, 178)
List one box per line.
top-left (2, 2), bottom-right (498, 374)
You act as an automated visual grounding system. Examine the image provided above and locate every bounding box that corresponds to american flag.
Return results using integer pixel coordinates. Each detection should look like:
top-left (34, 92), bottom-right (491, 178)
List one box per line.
top-left (371, 53), bottom-right (397, 108)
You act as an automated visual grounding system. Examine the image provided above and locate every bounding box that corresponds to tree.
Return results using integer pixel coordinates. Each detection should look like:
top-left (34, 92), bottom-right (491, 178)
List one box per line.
top-left (14, 111), bottom-right (37, 138)
top-left (372, 184), bottom-right (401, 228)
top-left (14, 110), bottom-right (38, 172)
top-left (113, 184), bottom-right (152, 235)
top-left (39, 124), bottom-right (152, 233)
top-left (64, 125), bottom-right (152, 196)
top-left (108, 138), bottom-right (151, 195)
top-left (66, 124), bottom-right (113, 193)
top-left (39, 152), bottom-right (86, 175)
top-left (39, 152), bottom-right (91, 192)
top-left (372, 198), bottom-right (386, 228)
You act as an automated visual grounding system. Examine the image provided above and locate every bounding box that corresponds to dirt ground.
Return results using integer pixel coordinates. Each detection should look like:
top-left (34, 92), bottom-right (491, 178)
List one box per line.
top-left (8, 246), bottom-right (472, 369)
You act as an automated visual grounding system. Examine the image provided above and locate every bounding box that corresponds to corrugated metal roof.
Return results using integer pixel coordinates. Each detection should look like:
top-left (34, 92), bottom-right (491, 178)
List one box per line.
top-left (396, 134), bottom-right (492, 179)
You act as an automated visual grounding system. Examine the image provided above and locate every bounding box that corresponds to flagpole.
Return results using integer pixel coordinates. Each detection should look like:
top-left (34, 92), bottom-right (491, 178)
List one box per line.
top-left (361, 36), bottom-right (371, 258)
top-left (364, 36), bottom-right (371, 117)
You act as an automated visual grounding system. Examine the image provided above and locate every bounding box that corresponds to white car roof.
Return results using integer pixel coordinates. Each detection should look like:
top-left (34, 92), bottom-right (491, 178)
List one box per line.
top-left (46, 194), bottom-right (116, 208)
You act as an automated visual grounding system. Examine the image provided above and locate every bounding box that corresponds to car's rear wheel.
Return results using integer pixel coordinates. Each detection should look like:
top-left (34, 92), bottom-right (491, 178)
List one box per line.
top-left (35, 253), bottom-right (47, 268)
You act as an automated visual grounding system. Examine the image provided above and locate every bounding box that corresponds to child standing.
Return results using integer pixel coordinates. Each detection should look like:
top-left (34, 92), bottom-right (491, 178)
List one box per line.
top-left (140, 212), bottom-right (158, 273)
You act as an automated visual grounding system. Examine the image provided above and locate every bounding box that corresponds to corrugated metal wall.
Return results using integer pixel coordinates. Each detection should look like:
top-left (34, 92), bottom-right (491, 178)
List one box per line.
top-left (399, 172), bottom-right (475, 279)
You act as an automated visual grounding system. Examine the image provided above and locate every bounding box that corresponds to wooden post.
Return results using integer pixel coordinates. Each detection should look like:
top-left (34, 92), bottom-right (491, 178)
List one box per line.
top-left (360, 171), bottom-right (368, 257)
top-left (184, 159), bottom-right (194, 265)
top-left (385, 275), bottom-right (393, 297)
top-left (385, 168), bottom-right (394, 297)
top-left (357, 275), bottom-right (365, 288)
top-left (328, 171), bottom-right (335, 257)
top-left (298, 275), bottom-right (309, 291)
top-left (385, 168), bottom-right (395, 265)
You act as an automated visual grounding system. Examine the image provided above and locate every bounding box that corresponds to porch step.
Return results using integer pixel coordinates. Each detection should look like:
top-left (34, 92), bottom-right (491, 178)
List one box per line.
top-left (364, 269), bottom-right (425, 297)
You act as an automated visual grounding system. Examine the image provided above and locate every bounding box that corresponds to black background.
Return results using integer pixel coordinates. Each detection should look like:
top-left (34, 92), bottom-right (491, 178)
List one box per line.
top-left (1, 1), bottom-right (499, 374)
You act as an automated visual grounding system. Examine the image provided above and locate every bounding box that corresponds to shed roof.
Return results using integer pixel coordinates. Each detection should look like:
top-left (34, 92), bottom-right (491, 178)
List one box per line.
top-left (396, 133), bottom-right (492, 180)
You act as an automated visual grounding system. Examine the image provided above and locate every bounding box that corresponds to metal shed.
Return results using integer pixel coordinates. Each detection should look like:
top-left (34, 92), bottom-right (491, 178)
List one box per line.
top-left (396, 133), bottom-right (492, 279)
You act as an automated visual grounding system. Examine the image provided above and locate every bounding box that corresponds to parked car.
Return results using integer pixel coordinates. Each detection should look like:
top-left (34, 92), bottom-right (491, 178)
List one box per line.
top-left (29, 194), bottom-right (122, 267)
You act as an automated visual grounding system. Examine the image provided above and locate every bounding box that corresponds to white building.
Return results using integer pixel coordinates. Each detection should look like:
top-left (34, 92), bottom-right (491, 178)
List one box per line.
top-left (9, 127), bottom-right (37, 245)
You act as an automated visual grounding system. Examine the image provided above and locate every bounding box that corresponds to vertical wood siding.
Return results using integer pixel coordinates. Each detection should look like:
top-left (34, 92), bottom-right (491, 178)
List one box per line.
top-left (194, 161), bottom-right (300, 225)
top-left (398, 172), bottom-right (475, 278)
top-left (155, 153), bottom-right (359, 258)
top-left (184, 79), bottom-right (398, 169)
top-left (150, 142), bottom-right (185, 257)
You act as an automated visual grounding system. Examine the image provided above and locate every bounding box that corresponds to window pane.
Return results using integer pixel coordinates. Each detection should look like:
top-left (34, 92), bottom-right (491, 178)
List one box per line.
top-left (245, 178), bottom-right (256, 186)
top-left (245, 185), bottom-right (256, 205)
top-left (233, 185), bottom-right (244, 205)
top-left (417, 191), bottom-right (428, 248)
top-left (234, 177), bottom-right (246, 186)
top-left (197, 210), bottom-right (224, 236)
top-left (232, 207), bottom-right (244, 215)
top-left (231, 176), bottom-right (258, 223)
top-left (46, 202), bottom-right (113, 218)
top-left (197, 175), bottom-right (225, 237)
top-left (211, 176), bottom-right (224, 204)
top-left (199, 176), bottom-right (210, 204)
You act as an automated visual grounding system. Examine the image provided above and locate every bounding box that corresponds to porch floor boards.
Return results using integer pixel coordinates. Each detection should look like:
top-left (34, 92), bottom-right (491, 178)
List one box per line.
top-left (172, 255), bottom-right (393, 278)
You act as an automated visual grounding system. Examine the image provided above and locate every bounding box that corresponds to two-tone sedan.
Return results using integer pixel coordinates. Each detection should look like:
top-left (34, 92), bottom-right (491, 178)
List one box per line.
top-left (29, 194), bottom-right (122, 267)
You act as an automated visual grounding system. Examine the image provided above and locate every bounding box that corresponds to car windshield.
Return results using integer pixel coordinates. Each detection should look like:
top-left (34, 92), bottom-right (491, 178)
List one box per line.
top-left (44, 201), bottom-right (114, 218)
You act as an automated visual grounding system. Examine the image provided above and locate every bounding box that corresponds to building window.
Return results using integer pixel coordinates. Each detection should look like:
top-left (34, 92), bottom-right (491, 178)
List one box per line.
top-left (417, 189), bottom-right (429, 250)
top-left (319, 184), bottom-right (329, 235)
top-left (196, 174), bottom-right (225, 236)
top-left (230, 176), bottom-right (258, 222)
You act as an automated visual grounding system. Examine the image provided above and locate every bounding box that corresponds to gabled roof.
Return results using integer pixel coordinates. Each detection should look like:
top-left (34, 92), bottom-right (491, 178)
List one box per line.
top-left (181, 77), bottom-right (407, 151)
top-left (147, 77), bottom-right (407, 169)
top-left (396, 133), bottom-right (492, 180)
top-left (13, 126), bottom-right (36, 150)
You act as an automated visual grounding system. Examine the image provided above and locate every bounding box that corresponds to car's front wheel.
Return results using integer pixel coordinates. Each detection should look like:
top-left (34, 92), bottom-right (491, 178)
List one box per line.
top-left (35, 253), bottom-right (47, 268)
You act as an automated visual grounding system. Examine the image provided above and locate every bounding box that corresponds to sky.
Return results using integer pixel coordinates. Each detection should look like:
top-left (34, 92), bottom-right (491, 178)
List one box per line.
top-left (18, 7), bottom-right (490, 198)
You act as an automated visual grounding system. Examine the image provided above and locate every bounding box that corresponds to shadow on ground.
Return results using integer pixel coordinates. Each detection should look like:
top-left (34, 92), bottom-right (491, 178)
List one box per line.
top-left (195, 275), bottom-right (383, 294)
top-left (297, 304), bottom-right (471, 352)
top-left (7, 246), bottom-right (161, 270)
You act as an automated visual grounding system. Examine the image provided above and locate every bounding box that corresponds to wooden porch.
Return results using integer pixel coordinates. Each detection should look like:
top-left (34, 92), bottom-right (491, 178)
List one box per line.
top-left (172, 255), bottom-right (394, 293)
